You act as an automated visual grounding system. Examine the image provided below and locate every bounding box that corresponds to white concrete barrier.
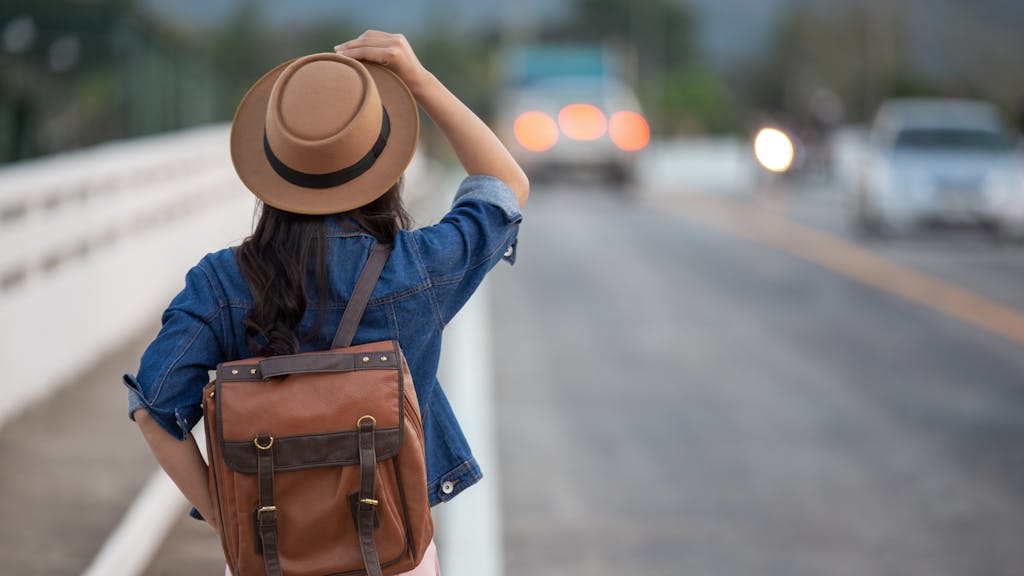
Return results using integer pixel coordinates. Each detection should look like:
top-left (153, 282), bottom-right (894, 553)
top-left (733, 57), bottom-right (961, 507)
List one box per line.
top-left (437, 281), bottom-right (504, 576)
top-left (0, 125), bottom-right (254, 428)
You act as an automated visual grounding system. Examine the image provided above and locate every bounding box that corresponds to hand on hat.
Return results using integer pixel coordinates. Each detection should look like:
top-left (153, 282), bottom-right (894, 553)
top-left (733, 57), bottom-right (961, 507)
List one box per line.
top-left (338, 30), bottom-right (529, 207)
top-left (335, 31), bottom-right (431, 93)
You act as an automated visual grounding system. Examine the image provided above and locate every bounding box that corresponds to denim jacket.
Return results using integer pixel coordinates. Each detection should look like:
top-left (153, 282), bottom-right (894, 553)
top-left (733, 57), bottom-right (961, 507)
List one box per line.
top-left (124, 175), bottom-right (521, 510)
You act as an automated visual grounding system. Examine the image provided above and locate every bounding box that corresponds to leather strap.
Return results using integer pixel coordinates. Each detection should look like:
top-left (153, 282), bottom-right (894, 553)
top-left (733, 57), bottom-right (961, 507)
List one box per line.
top-left (357, 418), bottom-right (383, 576)
top-left (332, 244), bottom-right (392, 349)
top-left (257, 350), bottom-right (398, 380)
top-left (255, 434), bottom-right (282, 576)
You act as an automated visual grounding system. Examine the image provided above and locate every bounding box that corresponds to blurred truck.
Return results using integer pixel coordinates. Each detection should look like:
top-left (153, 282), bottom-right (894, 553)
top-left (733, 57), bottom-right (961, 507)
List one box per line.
top-left (494, 45), bottom-right (650, 186)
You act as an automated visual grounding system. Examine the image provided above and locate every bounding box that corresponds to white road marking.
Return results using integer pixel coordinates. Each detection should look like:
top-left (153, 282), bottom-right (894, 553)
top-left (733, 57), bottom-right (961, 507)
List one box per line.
top-left (81, 471), bottom-right (187, 576)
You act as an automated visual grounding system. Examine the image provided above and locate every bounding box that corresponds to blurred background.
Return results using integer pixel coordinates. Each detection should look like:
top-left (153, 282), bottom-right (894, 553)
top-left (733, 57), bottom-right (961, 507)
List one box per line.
top-left (2, 0), bottom-right (1024, 575)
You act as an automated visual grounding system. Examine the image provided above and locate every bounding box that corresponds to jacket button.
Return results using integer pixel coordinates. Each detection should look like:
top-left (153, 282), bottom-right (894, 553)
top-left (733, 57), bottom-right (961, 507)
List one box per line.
top-left (441, 481), bottom-right (454, 495)
top-left (503, 245), bottom-right (514, 258)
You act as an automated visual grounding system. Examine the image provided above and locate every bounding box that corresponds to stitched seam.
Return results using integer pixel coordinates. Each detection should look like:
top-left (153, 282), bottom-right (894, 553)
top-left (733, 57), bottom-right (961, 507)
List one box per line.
top-left (428, 460), bottom-right (475, 487)
top-left (453, 190), bottom-right (523, 225)
top-left (428, 240), bottom-right (505, 287)
top-left (466, 222), bottom-right (519, 270)
top-left (149, 266), bottom-right (222, 408)
top-left (227, 283), bottom-right (430, 311)
top-left (197, 264), bottom-right (231, 360)
top-left (409, 230), bottom-right (446, 329)
top-left (387, 301), bottom-right (401, 344)
top-left (428, 223), bottom-right (519, 286)
top-left (148, 310), bottom-right (213, 409)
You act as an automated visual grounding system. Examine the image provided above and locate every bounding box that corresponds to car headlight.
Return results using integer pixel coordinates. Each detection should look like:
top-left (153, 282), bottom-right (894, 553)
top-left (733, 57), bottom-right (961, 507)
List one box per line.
top-left (983, 170), bottom-right (1024, 207)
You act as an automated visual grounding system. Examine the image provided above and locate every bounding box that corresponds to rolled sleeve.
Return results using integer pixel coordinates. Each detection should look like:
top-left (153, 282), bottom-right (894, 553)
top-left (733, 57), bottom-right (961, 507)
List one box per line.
top-left (452, 175), bottom-right (522, 266)
top-left (123, 373), bottom-right (183, 439)
top-left (452, 175), bottom-right (523, 224)
top-left (410, 175), bottom-right (523, 325)
top-left (124, 261), bottom-right (227, 440)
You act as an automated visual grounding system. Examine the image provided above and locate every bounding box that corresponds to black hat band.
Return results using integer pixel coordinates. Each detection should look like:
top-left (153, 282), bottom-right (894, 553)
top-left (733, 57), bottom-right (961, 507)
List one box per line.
top-left (263, 108), bottom-right (391, 189)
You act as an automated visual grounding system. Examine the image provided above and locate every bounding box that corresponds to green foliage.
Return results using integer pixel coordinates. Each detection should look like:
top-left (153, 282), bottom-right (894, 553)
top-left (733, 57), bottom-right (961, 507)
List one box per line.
top-left (417, 32), bottom-right (496, 116)
top-left (553, 0), bottom-right (695, 72)
top-left (204, 0), bottom-right (276, 119)
top-left (646, 65), bottom-right (738, 133)
top-left (887, 72), bottom-right (946, 100)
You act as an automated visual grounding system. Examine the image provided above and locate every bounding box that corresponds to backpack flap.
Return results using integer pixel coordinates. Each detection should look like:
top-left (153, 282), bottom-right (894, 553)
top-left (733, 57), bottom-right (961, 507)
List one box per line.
top-left (214, 340), bottom-right (406, 474)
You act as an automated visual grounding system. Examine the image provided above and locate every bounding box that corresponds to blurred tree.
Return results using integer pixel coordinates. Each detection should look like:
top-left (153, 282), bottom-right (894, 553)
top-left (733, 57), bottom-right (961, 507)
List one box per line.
top-left (277, 20), bottom-right (358, 58)
top-left (0, 0), bottom-right (216, 163)
top-left (741, 0), bottom-right (1024, 127)
top-left (651, 64), bottom-right (738, 133)
top-left (204, 0), bottom-right (275, 120)
top-left (417, 27), bottom-right (495, 116)
top-left (537, 0), bottom-right (741, 133)
top-left (553, 0), bottom-right (695, 73)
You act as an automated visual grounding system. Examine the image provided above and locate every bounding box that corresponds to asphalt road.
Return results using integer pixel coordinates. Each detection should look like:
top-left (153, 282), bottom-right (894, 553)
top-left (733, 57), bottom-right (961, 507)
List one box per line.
top-left (490, 180), bottom-right (1024, 576)
top-left (6, 171), bottom-right (1023, 576)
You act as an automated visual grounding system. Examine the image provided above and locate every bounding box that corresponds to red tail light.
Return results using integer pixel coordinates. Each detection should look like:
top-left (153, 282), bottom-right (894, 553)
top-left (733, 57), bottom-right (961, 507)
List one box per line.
top-left (558, 104), bottom-right (607, 141)
top-left (514, 111), bottom-right (559, 152)
top-left (609, 111), bottom-right (650, 151)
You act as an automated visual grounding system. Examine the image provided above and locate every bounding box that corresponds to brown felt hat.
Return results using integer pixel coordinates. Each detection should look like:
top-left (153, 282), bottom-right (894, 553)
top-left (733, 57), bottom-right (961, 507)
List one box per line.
top-left (230, 53), bottom-right (419, 215)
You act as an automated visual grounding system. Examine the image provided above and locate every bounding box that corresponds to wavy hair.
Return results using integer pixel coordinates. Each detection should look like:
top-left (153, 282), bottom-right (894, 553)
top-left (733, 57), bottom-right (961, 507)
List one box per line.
top-left (236, 179), bottom-right (412, 357)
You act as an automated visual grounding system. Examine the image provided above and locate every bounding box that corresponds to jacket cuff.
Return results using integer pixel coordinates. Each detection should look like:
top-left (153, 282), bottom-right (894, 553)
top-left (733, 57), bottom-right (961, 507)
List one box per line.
top-left (123, 374), bottom-right (188, 441)
top-left (429, 459), bottom-right (483, 506)
top-left (452, 175), bottom-right (523, 224)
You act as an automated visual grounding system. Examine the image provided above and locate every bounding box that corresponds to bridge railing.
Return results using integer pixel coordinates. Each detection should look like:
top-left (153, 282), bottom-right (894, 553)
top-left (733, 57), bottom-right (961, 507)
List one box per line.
top-left (0, 123), bottom-right (437, 429)
top-left (0, 125), bottom-right (254, 427)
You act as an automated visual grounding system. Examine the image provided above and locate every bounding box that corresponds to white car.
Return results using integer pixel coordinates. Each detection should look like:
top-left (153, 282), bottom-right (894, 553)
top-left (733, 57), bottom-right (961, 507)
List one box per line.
top-left (494, 76), bottom-right (649, 185)
top-left (854, 98), bottom-right (1023, 237)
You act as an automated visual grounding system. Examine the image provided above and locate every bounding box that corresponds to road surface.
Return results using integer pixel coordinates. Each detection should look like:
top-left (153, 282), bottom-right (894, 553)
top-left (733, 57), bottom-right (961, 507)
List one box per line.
top-left (492, 180), bottom-right (1024, 576)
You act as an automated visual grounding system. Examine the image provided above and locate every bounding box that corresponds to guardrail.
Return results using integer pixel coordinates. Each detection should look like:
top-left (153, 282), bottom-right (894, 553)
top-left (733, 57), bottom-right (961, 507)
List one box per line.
top-left (0, 125), bottom-right (254, 428)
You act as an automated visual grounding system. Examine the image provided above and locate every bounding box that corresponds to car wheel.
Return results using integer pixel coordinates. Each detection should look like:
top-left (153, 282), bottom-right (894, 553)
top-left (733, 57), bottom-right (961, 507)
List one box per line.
top-left (853, 193), bottom-right (884, 238)
top-left (606, 164), bottom-right (635, 188)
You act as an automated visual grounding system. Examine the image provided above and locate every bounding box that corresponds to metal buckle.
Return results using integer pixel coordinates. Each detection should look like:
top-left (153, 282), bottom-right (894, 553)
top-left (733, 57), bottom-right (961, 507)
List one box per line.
top-left (359, 498), bottom-right (379, 506)
top-left (256, 505), bottom-right (277, 527)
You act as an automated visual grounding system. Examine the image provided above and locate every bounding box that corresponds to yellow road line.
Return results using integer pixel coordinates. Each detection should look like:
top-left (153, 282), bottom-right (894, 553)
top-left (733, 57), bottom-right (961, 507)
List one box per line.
top-left (662, 196), bottom-right (1024, 347)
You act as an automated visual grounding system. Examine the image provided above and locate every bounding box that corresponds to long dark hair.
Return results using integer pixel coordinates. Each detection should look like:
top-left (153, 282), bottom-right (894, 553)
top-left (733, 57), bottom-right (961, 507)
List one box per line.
top-left (236, 179), bottom-right (412, 357)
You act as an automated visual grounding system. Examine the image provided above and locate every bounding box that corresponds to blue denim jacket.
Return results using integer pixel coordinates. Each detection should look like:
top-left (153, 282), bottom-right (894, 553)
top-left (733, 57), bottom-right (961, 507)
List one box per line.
top-left (124, 175), bottom-right (521, 510)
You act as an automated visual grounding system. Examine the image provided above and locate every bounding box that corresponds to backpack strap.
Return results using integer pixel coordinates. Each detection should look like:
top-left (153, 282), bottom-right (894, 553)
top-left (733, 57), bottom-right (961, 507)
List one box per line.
top-left (254, 434), bottom-right (282, 576)
top-left (332, 243), bottom-right (392, 349)
top-left (357, 416), bottom-right (384, 576)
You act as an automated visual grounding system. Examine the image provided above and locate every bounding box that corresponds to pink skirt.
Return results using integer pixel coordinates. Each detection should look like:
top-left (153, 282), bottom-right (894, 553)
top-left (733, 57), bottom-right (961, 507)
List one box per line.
top-left (225, 540), bottom-right (440, 576)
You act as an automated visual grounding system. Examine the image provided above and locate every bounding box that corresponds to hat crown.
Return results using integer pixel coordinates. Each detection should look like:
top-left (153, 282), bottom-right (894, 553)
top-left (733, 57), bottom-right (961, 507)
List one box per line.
top-left (265, 54), bottom-right (384, 175)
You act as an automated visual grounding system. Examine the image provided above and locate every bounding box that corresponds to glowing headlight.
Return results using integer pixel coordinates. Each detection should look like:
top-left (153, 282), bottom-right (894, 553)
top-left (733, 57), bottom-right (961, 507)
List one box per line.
top-left (754, 128), bottom-right (795, 173)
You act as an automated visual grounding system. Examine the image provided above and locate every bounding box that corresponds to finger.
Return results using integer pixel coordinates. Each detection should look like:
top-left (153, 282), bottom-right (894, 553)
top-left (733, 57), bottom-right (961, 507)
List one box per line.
top-left (335, 36), bottom-right (393, 51)
top-left (335, 46), bottom-right (394, 66)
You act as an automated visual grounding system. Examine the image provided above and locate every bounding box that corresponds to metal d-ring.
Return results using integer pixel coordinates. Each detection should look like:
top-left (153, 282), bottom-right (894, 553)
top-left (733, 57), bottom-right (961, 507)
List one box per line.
top-left (254, 435), bottom-right (274, 450)
top-left (357, 415), bottom-right (376, 427)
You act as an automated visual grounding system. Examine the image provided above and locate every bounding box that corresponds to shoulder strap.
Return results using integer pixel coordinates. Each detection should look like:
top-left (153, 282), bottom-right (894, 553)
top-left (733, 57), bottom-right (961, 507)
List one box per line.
top-left (332, 243), bottom-right (392, 349)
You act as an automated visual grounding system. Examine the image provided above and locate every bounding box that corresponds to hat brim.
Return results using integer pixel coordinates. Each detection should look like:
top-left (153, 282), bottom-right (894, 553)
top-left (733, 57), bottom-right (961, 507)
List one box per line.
top-left (230, 56), bottom-right (419, 215)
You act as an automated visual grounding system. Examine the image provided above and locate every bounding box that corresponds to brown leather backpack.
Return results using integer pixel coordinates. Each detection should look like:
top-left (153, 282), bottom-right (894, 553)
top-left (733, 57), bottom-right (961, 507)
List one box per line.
top-left (202, 244), bottom-right (433, 576)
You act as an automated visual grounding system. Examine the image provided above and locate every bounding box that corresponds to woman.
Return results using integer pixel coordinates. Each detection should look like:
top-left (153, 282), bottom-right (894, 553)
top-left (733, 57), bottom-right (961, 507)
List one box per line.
top-left (124, 31), bottom-right (528, 574)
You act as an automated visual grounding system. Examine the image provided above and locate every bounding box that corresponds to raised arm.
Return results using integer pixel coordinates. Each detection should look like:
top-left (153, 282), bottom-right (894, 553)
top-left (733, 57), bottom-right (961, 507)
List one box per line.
top-left (335, 31), bottom-right (529, 207)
